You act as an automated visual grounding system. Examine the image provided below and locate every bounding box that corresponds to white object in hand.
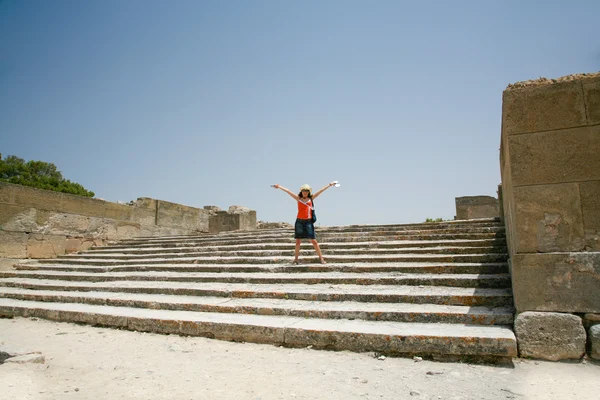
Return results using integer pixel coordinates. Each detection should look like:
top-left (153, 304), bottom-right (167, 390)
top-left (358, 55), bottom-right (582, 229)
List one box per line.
top-left (332, 181), bottom-right (341, 188)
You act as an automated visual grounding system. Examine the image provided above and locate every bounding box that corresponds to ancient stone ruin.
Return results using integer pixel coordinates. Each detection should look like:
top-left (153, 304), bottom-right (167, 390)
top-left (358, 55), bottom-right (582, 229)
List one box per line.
top-left (0, 71), bottom-right (598, 362)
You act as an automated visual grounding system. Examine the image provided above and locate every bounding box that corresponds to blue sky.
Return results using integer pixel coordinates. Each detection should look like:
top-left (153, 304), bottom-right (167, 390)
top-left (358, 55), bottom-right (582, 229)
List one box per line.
top-left (1, 0), bottom-right (599, 226)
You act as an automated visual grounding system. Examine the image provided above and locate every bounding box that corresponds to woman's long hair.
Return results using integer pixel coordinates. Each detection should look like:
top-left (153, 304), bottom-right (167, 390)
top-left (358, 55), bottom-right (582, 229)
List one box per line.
top-left (297, 191), bottom-right (313, 200)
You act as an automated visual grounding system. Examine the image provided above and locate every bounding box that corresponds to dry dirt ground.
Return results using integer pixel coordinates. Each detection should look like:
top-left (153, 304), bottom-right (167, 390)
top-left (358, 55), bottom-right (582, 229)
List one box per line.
top-left (1, 317), bottom-right (599, 400)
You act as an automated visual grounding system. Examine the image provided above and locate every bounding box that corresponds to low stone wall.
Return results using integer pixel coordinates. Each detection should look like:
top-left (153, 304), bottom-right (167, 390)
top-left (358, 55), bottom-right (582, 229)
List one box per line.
top-left (455, 196), bottom-right (499, 220)
top-left (0, 182), bottom-right (256, 259)
top-left (500, 71), bottom-right (600, 360)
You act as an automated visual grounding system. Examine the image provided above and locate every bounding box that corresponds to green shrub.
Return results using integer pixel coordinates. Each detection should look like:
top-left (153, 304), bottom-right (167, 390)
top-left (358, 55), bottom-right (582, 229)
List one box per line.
top-left (0, 154), bottom-right (95, 197)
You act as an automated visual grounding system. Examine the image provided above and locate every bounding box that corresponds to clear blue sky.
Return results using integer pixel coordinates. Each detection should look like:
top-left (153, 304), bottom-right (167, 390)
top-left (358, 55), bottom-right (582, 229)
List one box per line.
top-left (1, 0), bottom-right (599, 226)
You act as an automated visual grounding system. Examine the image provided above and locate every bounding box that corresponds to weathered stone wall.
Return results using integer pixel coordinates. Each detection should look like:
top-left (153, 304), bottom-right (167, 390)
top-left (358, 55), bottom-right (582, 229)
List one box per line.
top-left (500, 71), bottom-right (600, 359)
top-left (0, 182), bottom-right (255, 259)
top-left (455, 196), bottom-right (499, 220)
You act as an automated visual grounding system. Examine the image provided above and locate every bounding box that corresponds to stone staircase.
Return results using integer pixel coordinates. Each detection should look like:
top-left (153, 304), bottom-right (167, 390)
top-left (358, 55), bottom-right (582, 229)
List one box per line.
top-left (0, 218), bottom-right (517, 362)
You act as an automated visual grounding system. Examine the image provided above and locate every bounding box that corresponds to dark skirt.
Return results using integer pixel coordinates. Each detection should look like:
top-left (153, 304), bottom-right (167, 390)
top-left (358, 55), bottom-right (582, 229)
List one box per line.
top-left (294, 218), bottom-right (315, 239)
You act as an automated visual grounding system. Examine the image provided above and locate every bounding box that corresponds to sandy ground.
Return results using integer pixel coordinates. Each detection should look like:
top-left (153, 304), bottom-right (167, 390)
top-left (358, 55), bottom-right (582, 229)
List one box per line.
top-left (0, 317), bottom-right (599, 400)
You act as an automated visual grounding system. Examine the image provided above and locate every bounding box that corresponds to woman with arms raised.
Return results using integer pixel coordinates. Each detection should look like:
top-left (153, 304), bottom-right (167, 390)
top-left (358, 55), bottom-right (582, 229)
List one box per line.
top-left (272, 182), bottom-right (338, 264)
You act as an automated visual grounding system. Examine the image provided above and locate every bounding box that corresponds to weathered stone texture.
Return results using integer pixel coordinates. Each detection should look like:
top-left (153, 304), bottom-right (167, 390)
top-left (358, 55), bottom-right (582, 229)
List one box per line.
top-left (511, 252), bottom-right (600, 313)
top-left (0, 205), bottom-right (37, 232)
top-left (103, 202), bottom-right (134, 221)
top-left (65, 238), bottom-right (97, 253)
top-left (514, 312), bottom-right (586, 361)
top-left (590, 325), bottom-right (600, 360)
top-left (27, 234), bottom-right (66, 258)
top-left (583, 76), bottom-right (600, 125)
top-left (513, 184), bottom-right (585, 253)
top-left (59, 194), bottom-right (106, 218)
top-left (0, 182), bottom-right (15, 203)
top-left (583, 313), bottom-right (600, 328)
top-left (12, 184), bottom-right (62, 211)
top-left (209, 210), bottom-right (257, 233)
top-left (508, 125), bottom-right (600, 186)
top-left (502, 80), bottom-right (587, 135)
top-left (455, 196), bottom-right (499, 220)
top-left (44, 213), bottom-right (91, 235)
top-left (580, 181), bottom-right (600, 251)
top-left (0, 231), bottom-right (27, 258)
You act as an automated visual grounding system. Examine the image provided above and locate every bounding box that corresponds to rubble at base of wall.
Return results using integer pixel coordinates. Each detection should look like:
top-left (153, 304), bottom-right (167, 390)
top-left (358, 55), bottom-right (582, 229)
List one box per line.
top-left (514, 311), bottom-right (587, 361)
top-left (590, 325), bottom-right (600, 360)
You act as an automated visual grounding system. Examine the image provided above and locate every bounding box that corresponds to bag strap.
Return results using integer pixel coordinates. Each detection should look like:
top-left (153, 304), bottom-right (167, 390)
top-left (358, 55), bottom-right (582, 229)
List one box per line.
top-left (297, 198), bottom-right (314, 211)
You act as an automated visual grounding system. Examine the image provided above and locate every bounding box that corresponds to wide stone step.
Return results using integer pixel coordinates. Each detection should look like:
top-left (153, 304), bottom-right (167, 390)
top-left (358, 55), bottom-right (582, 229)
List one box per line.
top-left (126, 222), bottom-right (504, 241)
top-left (104, 233), bottom-right (505, 249)
top-left (0, 288), bottom-right (514, 325)
top-left (87, 239), bottom-right (507, 254)
top-left (13, 261), bottom-right (509, 274)
top-left (0, 279), bottom-right (513, 306)
top-left (35, 253), bottom-right (509, 266)
top-left (115, 229), bottom-right (505, 247)
top-left (0, 270), bottom-right (511, 288)
top-left (0, 298), bottom-right (517, 359)
top-left (72, 246), bottom-right (506, 260)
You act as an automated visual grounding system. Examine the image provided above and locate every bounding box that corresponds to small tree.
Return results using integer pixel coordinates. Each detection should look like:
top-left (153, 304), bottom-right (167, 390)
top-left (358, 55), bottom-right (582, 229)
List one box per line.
top-left (0, 154), bottom-right (95, 197)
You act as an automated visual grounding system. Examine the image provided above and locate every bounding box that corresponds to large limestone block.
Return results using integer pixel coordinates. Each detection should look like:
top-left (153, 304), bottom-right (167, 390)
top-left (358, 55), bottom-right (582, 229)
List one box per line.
top-left (580, 181), bottom-right (600, 250)
top-left (12, 184), bottom-right (62, 211)
top-left (507, 125), bottom-right (600, 186)
top-left (59, 194), bottom-right (106, 218)
top-left (511, 252), bottom-right (600, 313)
top-left (513, 184), bottom-right (585, 253)
top-left (0, 231), bottom-right (28, 258)
top-left (27, 233), bottom-right (66, 258)
top-left (515, 312), bottom-right (586, 361)
top-left (0, 205), bottom-right (38, 232)
top-left (502, 80), bottom-right (587, 135)
top-left (590, 325), bottom-right (600, 360)
top-left (583, 76), bottom-right (600, 125)
top-left (455, 196), bottom-right (499, 220)
top-left (209, 212), bottom-right (239, 233)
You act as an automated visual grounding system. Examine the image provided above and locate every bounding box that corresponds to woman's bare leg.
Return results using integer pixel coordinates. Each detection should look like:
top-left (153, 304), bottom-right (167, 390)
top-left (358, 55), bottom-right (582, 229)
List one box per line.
top-left (310, 239), bottom-right (326, 263)
top-left (294, 239), bottom-right (301, 264)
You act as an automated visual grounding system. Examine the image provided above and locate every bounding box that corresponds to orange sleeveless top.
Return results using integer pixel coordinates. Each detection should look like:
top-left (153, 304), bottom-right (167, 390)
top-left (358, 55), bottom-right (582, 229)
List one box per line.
top-left (297, 199), bottom-right (313, 220)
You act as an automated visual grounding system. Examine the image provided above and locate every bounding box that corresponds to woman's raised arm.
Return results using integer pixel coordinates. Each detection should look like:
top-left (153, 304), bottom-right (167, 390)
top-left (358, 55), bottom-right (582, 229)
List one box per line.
top-left (272, 184), bottom-right (299, 201)
top-left (312, 182), bottom-right (336, 200)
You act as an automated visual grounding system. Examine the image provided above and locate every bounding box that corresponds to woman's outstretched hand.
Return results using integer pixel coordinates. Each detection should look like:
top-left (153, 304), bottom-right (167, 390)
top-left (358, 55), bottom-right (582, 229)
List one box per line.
top-left (271, 184), bottom-right (280, 189)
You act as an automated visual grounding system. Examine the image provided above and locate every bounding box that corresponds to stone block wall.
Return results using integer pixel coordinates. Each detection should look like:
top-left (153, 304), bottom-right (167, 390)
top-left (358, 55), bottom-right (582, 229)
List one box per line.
top-left (455, 196), bottom-right (499, 220)
top-left (0, 182), bottom-right (256, 259)
top-left (500, 72), bottom-right (600, 359)
top-left (209, 210), bottom-right (257, 234)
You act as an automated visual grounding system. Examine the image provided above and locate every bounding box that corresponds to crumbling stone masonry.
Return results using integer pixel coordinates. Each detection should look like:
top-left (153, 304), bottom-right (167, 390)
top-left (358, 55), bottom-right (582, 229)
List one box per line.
top-left (500, 71), bottom-right (600, 360)
top-left (0, 181), bottom-right (256, 259)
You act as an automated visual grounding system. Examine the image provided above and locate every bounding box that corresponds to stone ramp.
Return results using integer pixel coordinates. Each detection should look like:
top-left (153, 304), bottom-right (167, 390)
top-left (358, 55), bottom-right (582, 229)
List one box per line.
top-left (0, 218), bottom-right (517, 361)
